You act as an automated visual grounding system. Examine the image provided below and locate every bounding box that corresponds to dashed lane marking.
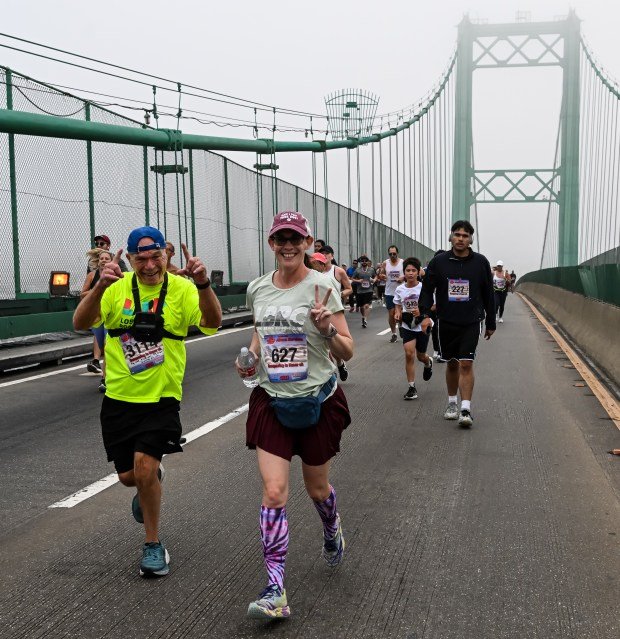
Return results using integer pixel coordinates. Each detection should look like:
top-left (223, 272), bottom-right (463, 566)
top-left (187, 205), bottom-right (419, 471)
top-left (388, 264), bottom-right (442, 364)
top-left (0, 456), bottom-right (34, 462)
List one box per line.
top-left (0, 325), bottom-right (253, 389)
top-left (377, 328), bottom-right (392, 336)
top-left (519, 293), bottom-right (620, 431)
top-left (48, 403), bottom-right (249, 508)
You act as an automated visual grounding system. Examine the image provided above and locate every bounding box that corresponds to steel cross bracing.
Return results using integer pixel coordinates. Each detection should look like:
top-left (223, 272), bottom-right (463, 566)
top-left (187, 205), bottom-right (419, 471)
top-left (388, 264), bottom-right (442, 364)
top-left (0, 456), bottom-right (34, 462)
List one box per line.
top-left (472, 169), bottom-right (559, 203)
top-left (452, 12), bottom-right (581, 266)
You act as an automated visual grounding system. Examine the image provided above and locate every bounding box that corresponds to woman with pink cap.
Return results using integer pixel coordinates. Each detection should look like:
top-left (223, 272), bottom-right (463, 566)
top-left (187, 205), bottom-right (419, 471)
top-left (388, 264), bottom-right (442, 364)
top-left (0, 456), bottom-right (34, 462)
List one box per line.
top-left (236, 211), bottom-right (354, 620)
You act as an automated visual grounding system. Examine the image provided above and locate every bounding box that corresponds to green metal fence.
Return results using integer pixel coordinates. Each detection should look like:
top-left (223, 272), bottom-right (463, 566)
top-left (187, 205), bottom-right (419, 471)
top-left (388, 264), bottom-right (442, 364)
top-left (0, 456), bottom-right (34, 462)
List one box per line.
top-left (517, 264), bottom-right (620, 308)
top-left (0, 66), bottom-right (434, 301)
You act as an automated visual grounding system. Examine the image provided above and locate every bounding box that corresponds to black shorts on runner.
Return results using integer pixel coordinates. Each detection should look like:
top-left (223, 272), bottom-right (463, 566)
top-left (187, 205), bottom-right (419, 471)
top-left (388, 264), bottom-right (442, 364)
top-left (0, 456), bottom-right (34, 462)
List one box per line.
top-left (437, 320), bottom-right (481, 361)
top-left (399, 327), bottom-right (430, 352)
top-left (246, 385), bottom-right (351, 466)
top-left (356, 292), bottom-right (373, 307)
top-left (100, 396), bottom-right (184, 474)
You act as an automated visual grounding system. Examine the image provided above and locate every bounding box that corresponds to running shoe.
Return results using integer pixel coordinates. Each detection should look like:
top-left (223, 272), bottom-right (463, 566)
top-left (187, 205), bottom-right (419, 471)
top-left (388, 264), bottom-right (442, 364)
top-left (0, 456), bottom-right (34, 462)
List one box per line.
top-left (247, 584), bottom-right (291, 619)
top-left (443, 401), bottom-right (459, 420)
top-left (132, 465), bottom-right (165, 524)
top-left (432, 351), bottom-right (440, 361)
top-left (86, 358), bottom-right (102, 374)
top-left (390, 333), bottom-right (398, 343)
top-left (139, 541), bottom-right (170, 577)
top-left (404, 385), bottom-right (418, 400)
top-left (499, 318), bottom-right (504, 323)
top-left (98, 378), bottom-right (106, 393)
top-left (361, 318), bottom-right (367, 328)
top-left (458, 409), bottom-right (473, 428)
top-left (323, 514), bottom-right (345, 567)
top-left (337, 362), bottom-right (349, 381)
top-left (422, 359), bottom-right (433, 381)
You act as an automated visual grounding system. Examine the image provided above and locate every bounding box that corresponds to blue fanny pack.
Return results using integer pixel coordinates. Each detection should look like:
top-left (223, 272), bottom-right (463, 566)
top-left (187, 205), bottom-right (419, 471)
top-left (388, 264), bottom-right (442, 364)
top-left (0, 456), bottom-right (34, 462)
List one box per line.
top-left (270, 374), bottom-right (337, 430)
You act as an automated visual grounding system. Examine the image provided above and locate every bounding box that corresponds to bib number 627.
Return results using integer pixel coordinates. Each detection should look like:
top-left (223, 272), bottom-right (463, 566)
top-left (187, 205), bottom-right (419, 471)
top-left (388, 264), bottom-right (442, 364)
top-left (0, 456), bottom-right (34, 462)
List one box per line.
top-left (270, 347), bottom-right (297, 363)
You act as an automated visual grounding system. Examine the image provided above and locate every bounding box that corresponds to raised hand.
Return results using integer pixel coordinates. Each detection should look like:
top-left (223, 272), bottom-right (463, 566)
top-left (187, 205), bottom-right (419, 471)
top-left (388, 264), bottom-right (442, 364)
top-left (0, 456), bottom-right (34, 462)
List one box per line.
top-left (310, 285), bottom-right (333, 335)
top-left (177, 243), bottom-right (208, 284)
top-left (98, 248), bottom-right (124, 288)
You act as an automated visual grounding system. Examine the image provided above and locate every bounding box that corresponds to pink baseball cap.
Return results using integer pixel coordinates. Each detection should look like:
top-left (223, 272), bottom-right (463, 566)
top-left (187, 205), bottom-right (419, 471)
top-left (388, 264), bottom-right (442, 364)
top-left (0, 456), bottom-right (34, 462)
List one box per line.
top-left (311, 252), bottom-right (327, 264)
top-left (268, 211), bottom-right (312, 237)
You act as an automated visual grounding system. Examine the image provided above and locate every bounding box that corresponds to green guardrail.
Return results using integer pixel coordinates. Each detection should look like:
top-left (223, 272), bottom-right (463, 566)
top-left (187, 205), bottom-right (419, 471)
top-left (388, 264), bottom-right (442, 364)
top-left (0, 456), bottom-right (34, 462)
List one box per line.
top-left (517, 263), bottom-right (620, 307)
top-left (0, 286), bottom-right (249, 340)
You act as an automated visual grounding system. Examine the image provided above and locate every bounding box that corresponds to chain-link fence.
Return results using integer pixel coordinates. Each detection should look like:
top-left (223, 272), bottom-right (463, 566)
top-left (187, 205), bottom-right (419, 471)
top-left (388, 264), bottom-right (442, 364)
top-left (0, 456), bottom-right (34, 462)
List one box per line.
top-left (0, 67), bottom-right (434, 300)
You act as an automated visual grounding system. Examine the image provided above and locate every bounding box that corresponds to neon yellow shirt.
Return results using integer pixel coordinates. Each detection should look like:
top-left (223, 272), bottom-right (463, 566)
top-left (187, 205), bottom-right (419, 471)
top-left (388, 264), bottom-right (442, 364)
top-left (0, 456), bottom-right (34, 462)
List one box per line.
top-left (99, 273), bottom-right (217, 403)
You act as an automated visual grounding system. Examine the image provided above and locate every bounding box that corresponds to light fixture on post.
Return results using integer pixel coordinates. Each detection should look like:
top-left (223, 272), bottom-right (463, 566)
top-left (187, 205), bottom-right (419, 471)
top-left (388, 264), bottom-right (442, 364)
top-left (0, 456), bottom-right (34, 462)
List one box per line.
top-left (49, 271), bottom-right (70, 297)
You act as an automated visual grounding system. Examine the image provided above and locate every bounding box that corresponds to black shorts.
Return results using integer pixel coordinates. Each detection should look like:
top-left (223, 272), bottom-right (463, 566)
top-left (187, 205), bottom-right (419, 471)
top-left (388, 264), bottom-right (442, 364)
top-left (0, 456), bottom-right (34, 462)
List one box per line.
top-left (399, 327), bottom-right (430, 352)
top-left (437, 320), bottom-right (481, 361)
top-left (100, 396), bottom-right (184, 474)
top-left (356, 291), bottom-right (373, 307)
top-left (246, 385), bottom-right (351, 466)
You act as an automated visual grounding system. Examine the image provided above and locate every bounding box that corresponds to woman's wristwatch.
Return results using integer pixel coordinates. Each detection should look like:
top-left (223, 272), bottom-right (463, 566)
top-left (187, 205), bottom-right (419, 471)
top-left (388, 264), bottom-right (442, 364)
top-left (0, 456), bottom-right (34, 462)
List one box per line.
top-left (321, 323), bottom-right (339, 340)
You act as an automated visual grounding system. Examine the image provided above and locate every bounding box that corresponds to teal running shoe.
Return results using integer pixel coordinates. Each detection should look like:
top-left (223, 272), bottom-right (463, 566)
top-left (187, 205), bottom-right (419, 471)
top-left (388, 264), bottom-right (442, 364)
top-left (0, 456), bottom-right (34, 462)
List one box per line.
top-left (322, 514), bottom-right (345, 567)
top-left (247, 584), bottom-right (291, 619)
top-left (132, 464), bottom-right (165, 524)
top-left (139, 541), bottom-right (170, 577)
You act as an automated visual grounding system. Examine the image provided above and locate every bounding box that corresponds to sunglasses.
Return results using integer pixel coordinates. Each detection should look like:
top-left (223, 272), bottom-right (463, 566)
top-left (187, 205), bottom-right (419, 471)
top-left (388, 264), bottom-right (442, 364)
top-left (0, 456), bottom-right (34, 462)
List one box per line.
top-left (389, 252), bottom-right (397, 257)
top-left (94, 241), bottom-right (108, 247)
top-left (271, 233), bottom-right (305, 246)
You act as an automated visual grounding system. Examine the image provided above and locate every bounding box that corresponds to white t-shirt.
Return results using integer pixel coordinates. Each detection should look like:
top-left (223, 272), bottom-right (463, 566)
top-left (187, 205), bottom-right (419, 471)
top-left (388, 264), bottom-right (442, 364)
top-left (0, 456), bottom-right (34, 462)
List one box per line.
top-left (324, 265), bottom-right (341, 291)
top-left (393, 282), bottom-right (422, 332)
top-left (384, 258), bottom-right (404, 296)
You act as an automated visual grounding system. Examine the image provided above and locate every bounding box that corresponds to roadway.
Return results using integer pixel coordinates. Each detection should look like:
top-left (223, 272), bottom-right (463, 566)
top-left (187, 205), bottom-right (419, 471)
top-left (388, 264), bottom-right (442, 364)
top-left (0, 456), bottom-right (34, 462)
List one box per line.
top-left (0, 297), bottom-right (618, 638)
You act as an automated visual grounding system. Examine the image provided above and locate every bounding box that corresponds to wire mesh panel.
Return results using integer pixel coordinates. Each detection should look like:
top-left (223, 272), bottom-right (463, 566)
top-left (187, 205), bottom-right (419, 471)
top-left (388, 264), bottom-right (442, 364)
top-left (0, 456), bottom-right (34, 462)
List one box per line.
top-left (277, 180), bottom-right (297, 213)
top-left (259, 173), bottom-right (276, 274)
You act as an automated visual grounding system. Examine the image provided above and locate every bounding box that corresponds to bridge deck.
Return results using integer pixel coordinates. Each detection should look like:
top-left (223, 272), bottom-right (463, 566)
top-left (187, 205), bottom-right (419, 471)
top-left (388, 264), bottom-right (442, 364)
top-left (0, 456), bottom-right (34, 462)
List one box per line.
top-left (0, 296), bottom-right (618, 638)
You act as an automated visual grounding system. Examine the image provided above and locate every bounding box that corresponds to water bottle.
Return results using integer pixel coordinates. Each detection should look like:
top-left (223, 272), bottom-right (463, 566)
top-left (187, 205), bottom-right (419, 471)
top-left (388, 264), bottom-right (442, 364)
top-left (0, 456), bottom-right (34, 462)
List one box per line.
top-left (237, 347), bottom-right (259, 388)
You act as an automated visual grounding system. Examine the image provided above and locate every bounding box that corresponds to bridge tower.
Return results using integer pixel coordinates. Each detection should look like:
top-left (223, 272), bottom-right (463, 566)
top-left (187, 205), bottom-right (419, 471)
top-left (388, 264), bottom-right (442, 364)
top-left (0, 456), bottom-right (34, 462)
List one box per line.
top-left (452, 12), bottom-right (581, 266)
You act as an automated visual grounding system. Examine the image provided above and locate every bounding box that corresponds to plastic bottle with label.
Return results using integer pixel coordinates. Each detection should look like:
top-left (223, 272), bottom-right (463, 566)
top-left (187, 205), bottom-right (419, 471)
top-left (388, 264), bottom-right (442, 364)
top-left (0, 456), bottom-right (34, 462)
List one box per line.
top-left (237, 347), bottom-right (259, 388)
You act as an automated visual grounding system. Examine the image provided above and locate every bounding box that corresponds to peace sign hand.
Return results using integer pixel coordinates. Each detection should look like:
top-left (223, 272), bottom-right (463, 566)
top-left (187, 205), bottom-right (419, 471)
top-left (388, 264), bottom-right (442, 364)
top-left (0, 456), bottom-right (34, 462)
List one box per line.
top-left (310, 285), bottom-right (333, 334)
top-left (98, 248), bottom-right (124, 288)
top-left (177, 243), bottom-right (208, 284)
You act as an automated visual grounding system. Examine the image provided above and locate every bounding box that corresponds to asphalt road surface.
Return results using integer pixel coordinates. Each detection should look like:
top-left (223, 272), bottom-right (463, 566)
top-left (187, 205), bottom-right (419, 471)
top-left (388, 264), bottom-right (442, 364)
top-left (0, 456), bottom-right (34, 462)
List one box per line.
top-left (0, 297), bottom-right (618, 638)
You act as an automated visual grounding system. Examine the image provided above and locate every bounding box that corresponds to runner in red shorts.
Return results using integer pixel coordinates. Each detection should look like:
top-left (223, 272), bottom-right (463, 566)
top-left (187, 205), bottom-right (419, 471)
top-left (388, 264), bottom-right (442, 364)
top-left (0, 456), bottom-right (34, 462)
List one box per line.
top-left (236, 211), bottom-right (354, 620)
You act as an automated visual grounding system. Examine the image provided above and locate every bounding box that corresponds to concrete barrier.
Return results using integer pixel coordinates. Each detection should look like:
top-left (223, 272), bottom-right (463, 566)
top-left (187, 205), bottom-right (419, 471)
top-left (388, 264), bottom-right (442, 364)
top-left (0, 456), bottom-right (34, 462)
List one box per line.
top-left (518, 282), bottom-right (620, 385)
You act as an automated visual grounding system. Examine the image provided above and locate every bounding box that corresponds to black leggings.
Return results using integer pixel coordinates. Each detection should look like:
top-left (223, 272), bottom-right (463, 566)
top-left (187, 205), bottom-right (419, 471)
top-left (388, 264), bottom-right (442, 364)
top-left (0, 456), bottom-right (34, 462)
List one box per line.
top-left (494, 290), bottom-right (508, 318)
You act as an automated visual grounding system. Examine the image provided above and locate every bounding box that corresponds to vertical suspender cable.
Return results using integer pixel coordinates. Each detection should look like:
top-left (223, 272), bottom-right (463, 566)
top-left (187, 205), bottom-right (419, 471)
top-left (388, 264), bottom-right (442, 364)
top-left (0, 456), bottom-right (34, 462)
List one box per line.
top-left (388, 134), bottom-right (393, 239)
top-left (395, 129), bottom-right (400, 233)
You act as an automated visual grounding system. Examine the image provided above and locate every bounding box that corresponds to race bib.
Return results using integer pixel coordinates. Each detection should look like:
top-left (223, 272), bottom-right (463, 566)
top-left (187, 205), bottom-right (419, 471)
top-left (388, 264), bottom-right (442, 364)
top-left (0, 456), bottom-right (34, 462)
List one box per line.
top-left (403, 296), bottom-right (418, 312)
top-left (361, 280), bottom-right (371, 289)
top-left (448, 278), bottom-right (470, 302)
top-left (494, 277), bottom-right (506, 290)
top-left (120, 333), bottom-right (164, 374)
top-left (261, 333), bottom-right (308, 383)
top-left (389, 270), bottom-right (400, 282)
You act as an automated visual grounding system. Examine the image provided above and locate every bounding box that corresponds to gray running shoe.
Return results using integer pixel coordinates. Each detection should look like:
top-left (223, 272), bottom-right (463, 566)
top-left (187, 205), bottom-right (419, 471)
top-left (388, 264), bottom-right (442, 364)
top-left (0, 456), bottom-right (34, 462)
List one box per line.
top-left (132, 465), bottom-right (165, 524)
top-left (443, 401), bottom-right (459, 420)
top-left (139, 541), bottom-right (170, 577)
top-left (458, 409), bottom-right (473, 428)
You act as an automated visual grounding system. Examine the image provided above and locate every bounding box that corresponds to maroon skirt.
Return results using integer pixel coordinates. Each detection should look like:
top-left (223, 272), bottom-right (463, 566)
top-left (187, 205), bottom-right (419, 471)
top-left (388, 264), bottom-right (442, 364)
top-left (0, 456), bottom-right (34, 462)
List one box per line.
top-left (246, 384), bottom-right (351, 466)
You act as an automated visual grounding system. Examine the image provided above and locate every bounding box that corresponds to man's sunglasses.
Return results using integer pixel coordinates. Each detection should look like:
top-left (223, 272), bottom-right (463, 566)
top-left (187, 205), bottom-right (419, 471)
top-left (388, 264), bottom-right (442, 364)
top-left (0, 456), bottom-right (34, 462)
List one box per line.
top-left (388, 252), bottom-right (397, 257)
top-left (271, 233), bottom-right (305, 246)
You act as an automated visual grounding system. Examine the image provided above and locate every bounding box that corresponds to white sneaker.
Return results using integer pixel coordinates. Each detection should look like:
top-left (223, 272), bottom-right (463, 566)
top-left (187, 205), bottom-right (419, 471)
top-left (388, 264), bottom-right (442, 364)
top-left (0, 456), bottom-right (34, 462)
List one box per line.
top-left (432, 351), bottom-right (439, 361)
top-left (498, 318), bottom-right (504, 323)
top-left (443, 402), bottom-right (459, 420)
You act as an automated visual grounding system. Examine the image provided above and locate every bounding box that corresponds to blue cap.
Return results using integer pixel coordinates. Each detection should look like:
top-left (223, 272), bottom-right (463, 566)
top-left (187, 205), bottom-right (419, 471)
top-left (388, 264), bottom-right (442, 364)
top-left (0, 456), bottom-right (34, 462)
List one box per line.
top-left (127, 226), bottom-right (166, 254)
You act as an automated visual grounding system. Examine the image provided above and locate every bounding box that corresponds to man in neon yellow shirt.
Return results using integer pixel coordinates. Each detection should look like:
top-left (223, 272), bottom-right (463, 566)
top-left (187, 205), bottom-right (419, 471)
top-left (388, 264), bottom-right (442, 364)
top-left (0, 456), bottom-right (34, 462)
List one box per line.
top-left (73, 226), bottom-right (221, 578)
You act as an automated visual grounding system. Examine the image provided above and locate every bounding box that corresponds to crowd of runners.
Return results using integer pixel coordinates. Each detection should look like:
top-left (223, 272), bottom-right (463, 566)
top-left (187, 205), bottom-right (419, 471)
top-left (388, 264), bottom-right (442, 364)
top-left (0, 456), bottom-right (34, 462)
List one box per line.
top-left (74, 211), bottom-right (514, 619)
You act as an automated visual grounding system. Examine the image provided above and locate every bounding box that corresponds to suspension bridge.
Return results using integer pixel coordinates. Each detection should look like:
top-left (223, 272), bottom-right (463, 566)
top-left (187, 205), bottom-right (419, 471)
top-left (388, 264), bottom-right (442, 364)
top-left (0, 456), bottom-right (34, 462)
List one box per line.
top-left (0, 12), bottom-right (618, 639)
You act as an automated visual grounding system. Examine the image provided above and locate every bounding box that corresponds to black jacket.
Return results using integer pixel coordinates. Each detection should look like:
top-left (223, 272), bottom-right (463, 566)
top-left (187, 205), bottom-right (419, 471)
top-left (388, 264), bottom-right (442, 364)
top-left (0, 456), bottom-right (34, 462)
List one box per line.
top-left (419, 249), bottom-right (496, 329)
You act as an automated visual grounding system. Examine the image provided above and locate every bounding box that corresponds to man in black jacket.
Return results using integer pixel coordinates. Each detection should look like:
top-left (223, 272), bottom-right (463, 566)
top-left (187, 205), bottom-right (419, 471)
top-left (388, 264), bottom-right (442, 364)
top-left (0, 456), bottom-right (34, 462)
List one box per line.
top-left (418, 220), bottom-right (495, 427)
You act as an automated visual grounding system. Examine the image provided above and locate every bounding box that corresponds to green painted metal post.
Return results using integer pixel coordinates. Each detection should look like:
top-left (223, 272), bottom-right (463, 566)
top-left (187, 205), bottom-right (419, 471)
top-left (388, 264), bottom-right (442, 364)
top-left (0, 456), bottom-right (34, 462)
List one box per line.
top-left (6, 70), bottom-right (21, 295)
top-left (85, 103), bottom-right (96, 241)
top-left (223, 158), bottom-right (234, 284)
top-left (558, 12), bottom-right (581, 266)
top-left (188, 149), bottom-right (197, 255)
top-left (143, 146), bottom-right (150, 226)
top-left (452, 16), bottom-right (474, 223)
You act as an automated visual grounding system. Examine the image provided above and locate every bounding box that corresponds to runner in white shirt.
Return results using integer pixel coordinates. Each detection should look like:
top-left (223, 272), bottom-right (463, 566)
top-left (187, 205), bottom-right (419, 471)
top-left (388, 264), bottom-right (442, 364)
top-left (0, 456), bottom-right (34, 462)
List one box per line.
top-left (492, 260), bottom-right (510, 323)
top-left (379, 245), bottom-right (404, 343)
top-left (393, 257), bottom-right (434, 400)
top-left (319, 246), bottom-right (353, 304)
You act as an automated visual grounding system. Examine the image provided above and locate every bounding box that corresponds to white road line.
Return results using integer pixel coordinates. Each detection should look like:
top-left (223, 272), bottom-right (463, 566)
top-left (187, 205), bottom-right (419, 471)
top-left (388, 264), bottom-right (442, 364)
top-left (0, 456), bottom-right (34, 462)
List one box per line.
top-left (49, 403), bottom-right (250, 508)
top-left (377, 328), bottom-right (392, 335)
top-left (0, 324), bottom-right (253, 389)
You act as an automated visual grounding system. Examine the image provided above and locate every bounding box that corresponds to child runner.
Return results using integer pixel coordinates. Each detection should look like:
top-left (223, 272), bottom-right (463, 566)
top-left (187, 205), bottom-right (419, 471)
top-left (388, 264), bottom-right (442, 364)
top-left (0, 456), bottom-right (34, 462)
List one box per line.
top-left (393, 257), bottom-right (434, 400)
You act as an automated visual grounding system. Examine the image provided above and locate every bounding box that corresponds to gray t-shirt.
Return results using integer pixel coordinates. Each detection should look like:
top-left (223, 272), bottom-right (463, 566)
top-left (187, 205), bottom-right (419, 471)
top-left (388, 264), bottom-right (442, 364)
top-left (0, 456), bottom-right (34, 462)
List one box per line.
top-left (247, 269), bottom-right (344, 398)
top-left (353, 267), bottom-right (376, 293)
